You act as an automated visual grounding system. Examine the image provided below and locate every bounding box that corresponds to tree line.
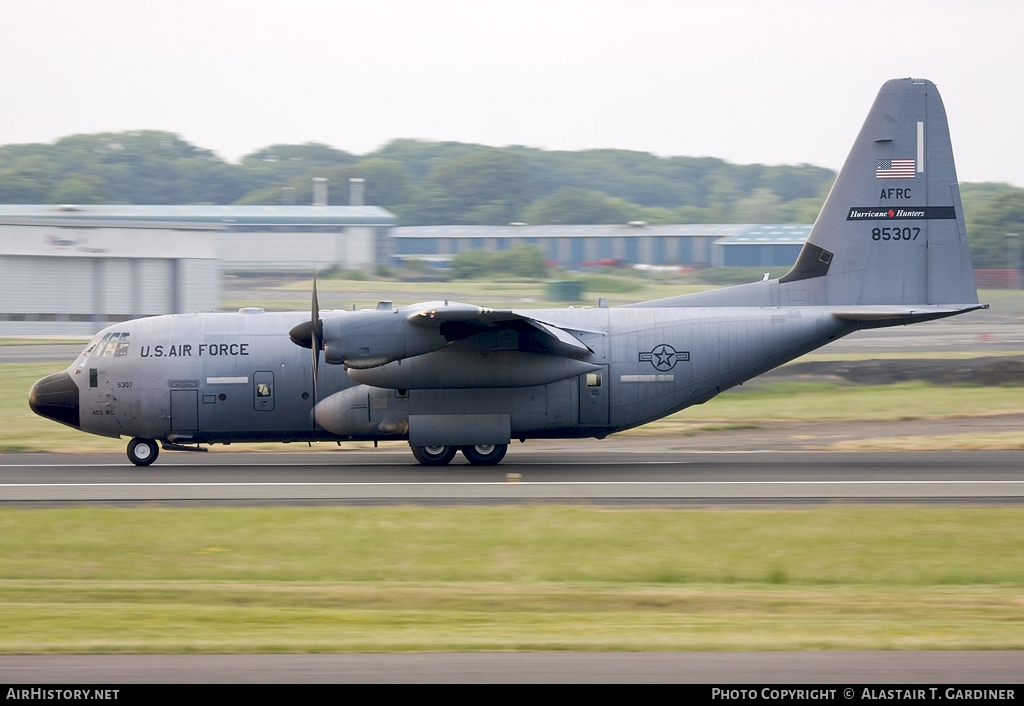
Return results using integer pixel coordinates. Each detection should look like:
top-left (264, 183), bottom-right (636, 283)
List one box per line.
top-left (0, 130), bottom-right (1021, 267)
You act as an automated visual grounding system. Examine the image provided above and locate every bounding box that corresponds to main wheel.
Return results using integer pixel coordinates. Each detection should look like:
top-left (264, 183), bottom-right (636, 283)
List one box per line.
top-left (410, 444), bottom-right (457, 466)
top-left (461, 444), bottom-right (508, 466)
top-left (127, 438), bottom-right (159, 466)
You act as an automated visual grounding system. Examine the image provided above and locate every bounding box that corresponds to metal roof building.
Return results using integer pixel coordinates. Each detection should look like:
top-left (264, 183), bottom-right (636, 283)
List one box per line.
top-left (0, 204), bottom-right (398, 272)
top-left (0, 204), bottom-right (397, 226)
top-left (391, 223), bottom-right (809, 270)
top-left (0, 204), bottom-right (398, 333)
top-left (709, 224), bottom-right (812, 268)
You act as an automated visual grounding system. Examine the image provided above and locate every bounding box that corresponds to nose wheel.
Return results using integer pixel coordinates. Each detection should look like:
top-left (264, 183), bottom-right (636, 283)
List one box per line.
top-left (127, 438), bottom-right (159, 466)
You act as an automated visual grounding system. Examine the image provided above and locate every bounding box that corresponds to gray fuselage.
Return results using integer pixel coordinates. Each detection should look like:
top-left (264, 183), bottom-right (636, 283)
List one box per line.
top-left (42, 305), bottom-right (856, 446)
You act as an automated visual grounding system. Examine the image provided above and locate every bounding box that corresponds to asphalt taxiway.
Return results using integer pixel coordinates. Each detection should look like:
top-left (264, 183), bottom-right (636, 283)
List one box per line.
top-left (3, 445), bottom-right (1021, 684)
top-left (1, 651), bottom-right (1022, 684)
top-left (2, 444), bottom-right (1022, 504)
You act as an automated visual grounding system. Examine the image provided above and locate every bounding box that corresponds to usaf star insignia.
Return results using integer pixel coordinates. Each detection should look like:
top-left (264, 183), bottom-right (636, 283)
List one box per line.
top-left (639, 343), bottom-right (690, 371)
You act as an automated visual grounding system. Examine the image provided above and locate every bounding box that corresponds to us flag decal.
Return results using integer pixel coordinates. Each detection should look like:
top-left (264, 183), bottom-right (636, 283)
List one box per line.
top-left (876, 158), bottom-right (916, 179)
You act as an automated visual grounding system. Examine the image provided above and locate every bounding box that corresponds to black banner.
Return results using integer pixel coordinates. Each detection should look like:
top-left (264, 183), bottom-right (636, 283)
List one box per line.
top-left (847, 206), bottom-right (956, 220)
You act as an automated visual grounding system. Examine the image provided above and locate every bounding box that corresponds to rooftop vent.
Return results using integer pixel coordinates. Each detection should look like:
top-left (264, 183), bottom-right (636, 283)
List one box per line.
top-left (313, 177), bottom-right (327, 207)
top-left (349, 178), bottom-right (365, 207)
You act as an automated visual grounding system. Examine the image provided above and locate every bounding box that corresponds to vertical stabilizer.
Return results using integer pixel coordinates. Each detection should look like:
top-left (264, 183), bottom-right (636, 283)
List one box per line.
top-left (780, 78), bottom-right (978, 306)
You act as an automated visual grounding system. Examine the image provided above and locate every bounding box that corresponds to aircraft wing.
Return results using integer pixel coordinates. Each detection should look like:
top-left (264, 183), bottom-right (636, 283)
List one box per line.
top-left (405, 301), bottom-right (597, 356)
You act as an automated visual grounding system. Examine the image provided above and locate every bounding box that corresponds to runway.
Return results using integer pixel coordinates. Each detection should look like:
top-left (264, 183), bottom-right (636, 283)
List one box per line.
top-left (3, 445), bottom-right (1021, 683)
top-left (3, 445), bottom-right (1022, 504)
top-left (1, 651), bottom-right (1022, 684)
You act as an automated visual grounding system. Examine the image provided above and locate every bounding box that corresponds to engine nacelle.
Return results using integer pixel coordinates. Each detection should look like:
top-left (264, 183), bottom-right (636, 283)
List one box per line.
top-left (347, 351), bottom-right (601, 389)
top-left (320, 310), bottom-right (447, 369)
top-left (314, 385), bottom-right (409, 437)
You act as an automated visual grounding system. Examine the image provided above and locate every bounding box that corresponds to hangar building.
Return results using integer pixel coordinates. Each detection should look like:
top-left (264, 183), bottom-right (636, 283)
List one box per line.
top-left (389, 223), bottom-right (809, 270)
top-left (0, 204), bottom-right (397, 334)
top-left (709, 224), bottom-right (812, 268)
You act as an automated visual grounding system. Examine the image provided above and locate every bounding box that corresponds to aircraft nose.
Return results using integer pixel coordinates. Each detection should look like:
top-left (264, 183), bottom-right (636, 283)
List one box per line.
top-left (29, 371), bottom-right (80, 429)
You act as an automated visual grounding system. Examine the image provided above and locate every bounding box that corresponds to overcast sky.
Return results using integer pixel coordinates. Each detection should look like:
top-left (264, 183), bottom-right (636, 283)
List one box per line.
top-left (2, 0), bottom-right (1022, 185)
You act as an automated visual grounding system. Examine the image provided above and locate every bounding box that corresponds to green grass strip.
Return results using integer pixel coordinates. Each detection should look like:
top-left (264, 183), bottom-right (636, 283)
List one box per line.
top-left (0, 506), bottom-right (1022, 652)
top-left (2, 506), bottom-right (1022, 585)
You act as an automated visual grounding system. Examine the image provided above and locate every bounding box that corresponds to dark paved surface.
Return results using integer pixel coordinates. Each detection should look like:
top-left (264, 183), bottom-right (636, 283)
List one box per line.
top-left (2, 446), bottom-right (1022, 504)
top-left (0, 652), bottom-right (1021, 683)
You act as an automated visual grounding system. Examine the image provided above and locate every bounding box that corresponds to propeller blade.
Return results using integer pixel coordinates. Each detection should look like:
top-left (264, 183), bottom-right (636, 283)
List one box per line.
top-left (310, 272), bottom-right (321, 403)
top-left (311, 271), bottom-right (320, 332)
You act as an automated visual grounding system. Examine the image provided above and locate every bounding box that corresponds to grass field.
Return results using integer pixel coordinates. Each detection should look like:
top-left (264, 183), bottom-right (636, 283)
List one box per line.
top-left (5, 285), bottom-right (1023, 654)
top-left (0, 506), bottom-right (1022, 653)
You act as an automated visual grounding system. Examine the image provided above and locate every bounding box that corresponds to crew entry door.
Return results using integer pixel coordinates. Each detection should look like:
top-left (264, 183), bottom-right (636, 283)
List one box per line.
top-left (578, 364), bottom-right (609, 426)
top-left (170, 389), bottom-right (199, 431)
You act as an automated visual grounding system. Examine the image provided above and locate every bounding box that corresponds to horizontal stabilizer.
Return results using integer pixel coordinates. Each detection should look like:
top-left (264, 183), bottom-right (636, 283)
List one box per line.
top-left (831, 304), bottom-right (987, 328)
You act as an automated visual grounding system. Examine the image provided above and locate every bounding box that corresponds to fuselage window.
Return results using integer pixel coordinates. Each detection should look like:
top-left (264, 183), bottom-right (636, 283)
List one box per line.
top-left (256, 383), bottom-right (272, 398)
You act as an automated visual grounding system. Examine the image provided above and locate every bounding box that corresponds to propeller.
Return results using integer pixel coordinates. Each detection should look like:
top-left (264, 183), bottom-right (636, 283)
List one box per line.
top-left (310, 272), bottom-right (321, 402)
top-left (288, 271), bottom-right (324, 404)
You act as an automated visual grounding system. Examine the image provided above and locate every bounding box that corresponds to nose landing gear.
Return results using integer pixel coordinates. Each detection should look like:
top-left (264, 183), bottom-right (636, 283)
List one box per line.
top-left (127, 438), bottom-right (159, 466)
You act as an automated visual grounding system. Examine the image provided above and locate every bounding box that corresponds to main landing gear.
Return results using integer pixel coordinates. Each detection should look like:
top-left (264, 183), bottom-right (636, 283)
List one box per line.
top-left (127, 438), bottom-right (159, 466)
top-left (410, 444), bottom-right (458, 466)
top-left (410, 444), bottom-right (508, 466)
top-left (460, 444), bottom-right (507, 466)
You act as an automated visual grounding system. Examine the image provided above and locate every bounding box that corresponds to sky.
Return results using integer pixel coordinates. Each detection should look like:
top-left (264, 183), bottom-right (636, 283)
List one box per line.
top-left (2, 0), bottom-right (1023, 185)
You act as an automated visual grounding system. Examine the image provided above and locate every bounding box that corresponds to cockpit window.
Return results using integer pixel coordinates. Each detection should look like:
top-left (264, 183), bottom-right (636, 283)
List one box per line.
top-left (88, 332), bottom-right (130, 358)
top-left (114, 332), bottom-right (130, 357)
top-left (100, 333), bottom-right (116, 357)
top-left (80, 336), bottom-right (101, 359)
top-left (90, 334), bottom-right (112, 358)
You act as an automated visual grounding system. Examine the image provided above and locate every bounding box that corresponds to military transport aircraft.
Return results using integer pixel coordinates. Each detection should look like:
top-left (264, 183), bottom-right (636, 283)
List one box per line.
top-left (29, 78), bottom-right (985, 466)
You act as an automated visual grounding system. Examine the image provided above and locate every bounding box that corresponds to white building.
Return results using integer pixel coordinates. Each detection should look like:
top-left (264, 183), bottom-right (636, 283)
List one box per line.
top-left (0, 204), bottom-right (397, 334)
